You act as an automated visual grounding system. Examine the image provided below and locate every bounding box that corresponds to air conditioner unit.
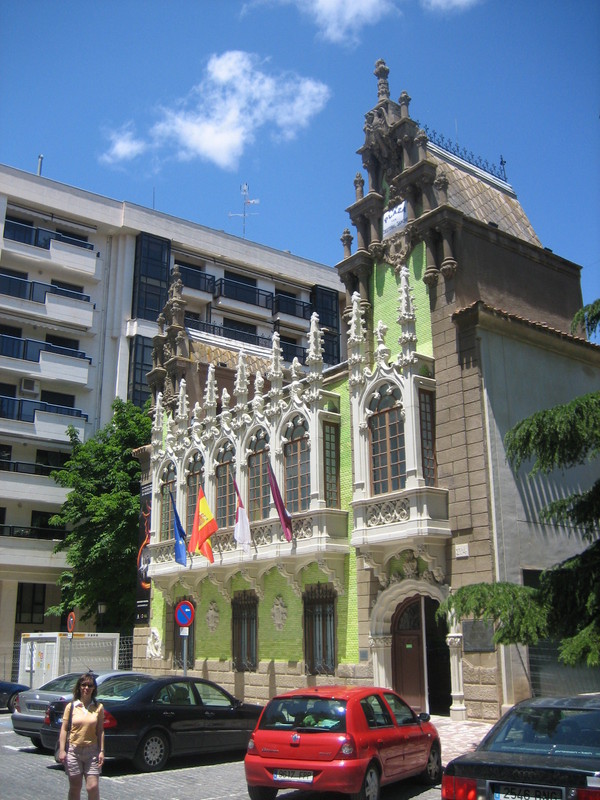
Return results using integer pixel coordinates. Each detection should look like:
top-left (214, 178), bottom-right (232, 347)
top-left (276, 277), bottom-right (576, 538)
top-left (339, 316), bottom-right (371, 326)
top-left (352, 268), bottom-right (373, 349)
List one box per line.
top-left (19, 377), bottom-right (40, 396)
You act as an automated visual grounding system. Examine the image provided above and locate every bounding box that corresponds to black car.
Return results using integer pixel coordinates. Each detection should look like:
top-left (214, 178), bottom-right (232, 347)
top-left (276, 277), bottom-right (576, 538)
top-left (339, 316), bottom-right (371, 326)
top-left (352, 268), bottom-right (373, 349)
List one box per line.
top-left (0, 680), bottom-right (29, 714)
top-left (42, 675), bottom-right (263, 772)
top-left (442, 694), bottom-right (600, 800)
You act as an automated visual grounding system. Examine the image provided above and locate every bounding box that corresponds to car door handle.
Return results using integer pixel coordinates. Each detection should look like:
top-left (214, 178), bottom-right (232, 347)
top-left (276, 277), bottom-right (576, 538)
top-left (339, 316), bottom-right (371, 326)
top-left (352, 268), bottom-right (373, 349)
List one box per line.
top-left (203, 711), bottom-right (215, 718)
top-left (162, 711), bottom-right (175, 716)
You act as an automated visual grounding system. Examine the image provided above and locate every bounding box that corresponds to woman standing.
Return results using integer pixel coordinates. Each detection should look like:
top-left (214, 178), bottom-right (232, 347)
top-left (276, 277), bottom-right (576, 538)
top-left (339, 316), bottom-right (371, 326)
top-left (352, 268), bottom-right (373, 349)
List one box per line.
top-left (58, 673), bottom-right (105, 800)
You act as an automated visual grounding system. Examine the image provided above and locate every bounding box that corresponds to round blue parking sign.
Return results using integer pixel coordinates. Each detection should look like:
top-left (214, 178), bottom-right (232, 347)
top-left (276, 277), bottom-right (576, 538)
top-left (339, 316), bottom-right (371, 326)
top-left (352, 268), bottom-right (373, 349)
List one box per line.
top-left (174, 600), bottom-right (195, 628)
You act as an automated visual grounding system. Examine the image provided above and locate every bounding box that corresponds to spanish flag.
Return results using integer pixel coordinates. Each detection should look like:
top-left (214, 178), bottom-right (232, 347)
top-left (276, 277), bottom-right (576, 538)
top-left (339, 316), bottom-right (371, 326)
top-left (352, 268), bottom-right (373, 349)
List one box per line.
top-left (188, 487), bottom-right (218, 563)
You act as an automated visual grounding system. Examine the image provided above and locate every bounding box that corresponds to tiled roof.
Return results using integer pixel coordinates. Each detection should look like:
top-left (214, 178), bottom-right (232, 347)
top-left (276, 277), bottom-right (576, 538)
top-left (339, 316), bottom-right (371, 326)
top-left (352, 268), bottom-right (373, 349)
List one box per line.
top-left (453, 301), bottom-right (600, 351)
top-left (431, 152), bottom-right (541, 247)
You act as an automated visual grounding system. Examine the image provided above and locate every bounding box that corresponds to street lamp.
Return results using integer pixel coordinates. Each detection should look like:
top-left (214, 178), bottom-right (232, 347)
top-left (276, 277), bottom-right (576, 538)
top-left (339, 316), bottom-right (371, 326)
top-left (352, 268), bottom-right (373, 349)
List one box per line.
top-left (97, 602), bottom-right (107, 632)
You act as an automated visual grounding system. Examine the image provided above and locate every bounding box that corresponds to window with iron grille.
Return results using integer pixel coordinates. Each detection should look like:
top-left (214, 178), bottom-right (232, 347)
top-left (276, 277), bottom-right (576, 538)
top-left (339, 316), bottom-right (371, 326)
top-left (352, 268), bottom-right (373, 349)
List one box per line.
top-left (186, 452), bottom-right (205, 531)
top-left (419, 389), bottom-right (436, 486)
top-left (368, 383), bottom-right (406, 495)
top-left (303, 583), bottom-right (336, 675)
top-left (248, 429), bottom-right (270, 522)
top-left (232, 590), bottom-right (258, 671)
top-left (216, 444), bottom-right (235, 527)
top-left (323, 421), bottom-right (340, 508)
top-left (284, 415), bottom-right (310, 513)
top-left (160, 462), bottom-right (177, 541)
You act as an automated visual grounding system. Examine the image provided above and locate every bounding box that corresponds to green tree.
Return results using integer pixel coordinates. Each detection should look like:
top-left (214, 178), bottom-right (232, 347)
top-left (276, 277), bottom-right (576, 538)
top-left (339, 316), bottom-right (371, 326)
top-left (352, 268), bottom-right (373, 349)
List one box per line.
top-left (47, 398), bottom-right (152, 633)
top-left (440, 301), bottom-right (600, 668)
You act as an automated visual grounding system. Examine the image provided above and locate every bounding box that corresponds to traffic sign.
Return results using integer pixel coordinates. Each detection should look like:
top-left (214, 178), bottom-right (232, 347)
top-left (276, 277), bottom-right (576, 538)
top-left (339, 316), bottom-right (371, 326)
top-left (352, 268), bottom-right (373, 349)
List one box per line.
top-left (174, 600), bottom-right (195, 627)
top-left (67, 611), bottom-right (76, 633)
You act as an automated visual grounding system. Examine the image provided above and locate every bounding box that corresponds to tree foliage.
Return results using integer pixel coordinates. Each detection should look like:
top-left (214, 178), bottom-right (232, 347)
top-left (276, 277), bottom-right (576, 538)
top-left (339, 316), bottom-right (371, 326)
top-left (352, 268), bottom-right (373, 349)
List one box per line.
top-left (47, 398), bottom-right (152, 633)
top-left (442, 301), bottom-right (600, 669)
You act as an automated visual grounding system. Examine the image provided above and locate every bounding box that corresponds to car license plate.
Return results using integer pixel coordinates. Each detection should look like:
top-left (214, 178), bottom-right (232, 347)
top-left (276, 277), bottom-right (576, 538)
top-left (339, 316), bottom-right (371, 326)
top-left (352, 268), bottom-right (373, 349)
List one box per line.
top-left (273, 769), bottom-right (313, 783)
top-left (28, 703), bottom-right (47, 712)
top-left (494, 786), bottom-right (564, 800)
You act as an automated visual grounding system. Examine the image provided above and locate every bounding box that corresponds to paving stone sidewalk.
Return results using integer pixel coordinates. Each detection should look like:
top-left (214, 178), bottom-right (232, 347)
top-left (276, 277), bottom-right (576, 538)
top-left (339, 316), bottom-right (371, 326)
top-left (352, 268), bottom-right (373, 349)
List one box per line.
top-left (430, 714), bottom-right (493, 765)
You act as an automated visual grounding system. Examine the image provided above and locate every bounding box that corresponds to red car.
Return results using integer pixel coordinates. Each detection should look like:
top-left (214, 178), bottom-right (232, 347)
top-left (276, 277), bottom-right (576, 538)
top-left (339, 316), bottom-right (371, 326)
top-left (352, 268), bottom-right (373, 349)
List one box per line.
top-left (244, 685), bottom-right (442, 800)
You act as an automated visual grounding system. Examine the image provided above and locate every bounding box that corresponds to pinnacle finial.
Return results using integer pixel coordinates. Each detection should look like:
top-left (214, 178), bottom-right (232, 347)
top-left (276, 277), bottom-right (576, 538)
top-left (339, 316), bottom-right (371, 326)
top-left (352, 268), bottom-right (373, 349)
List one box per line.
top-left (374, 59), bottom-right (390, 102)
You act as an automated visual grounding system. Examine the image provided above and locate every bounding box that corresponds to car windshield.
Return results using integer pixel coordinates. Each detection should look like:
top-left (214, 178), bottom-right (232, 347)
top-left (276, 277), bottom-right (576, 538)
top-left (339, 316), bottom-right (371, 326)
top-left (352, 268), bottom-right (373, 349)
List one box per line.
top-left (259, 697), bottom-right (347, 732)
top-left (96, 676), bottom-right (153, 702)
top-left (38, 674), bottom-right (82, 693)
top-left (481, 706), bottom-right (600, 759)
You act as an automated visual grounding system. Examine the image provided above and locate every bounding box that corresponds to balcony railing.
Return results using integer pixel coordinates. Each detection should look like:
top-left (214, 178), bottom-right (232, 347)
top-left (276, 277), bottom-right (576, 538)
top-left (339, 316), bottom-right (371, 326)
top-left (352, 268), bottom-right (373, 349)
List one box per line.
top-left (187, 319), bottom-right (272, 350)
top-left (0, 334), bottom-right (90, 362)
top-left (3, 218), bottom-right (94, 251)
top-left (0, 459), bottom-right (64, 476)
top-left (214, 278), bottom-right (273, 310)
top-left (0, 524), bottom-right (66, 541)
top-left (0, 273), bottom-right (90, 303)
top-left (0, 395), bottom-right (88, 423)
top-left (273, 294), bottom-right (312, 320)
top-left (280, 341), bottom-right (307, 363)
top-left (176, 265), bottom-right (215, 294)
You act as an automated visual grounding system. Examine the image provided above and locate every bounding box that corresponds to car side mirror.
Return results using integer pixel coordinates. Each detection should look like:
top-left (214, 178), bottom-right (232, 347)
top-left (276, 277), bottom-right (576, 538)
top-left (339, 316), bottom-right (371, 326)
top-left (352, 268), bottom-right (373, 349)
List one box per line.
top-left (418, 712), bottom-right (431, 722)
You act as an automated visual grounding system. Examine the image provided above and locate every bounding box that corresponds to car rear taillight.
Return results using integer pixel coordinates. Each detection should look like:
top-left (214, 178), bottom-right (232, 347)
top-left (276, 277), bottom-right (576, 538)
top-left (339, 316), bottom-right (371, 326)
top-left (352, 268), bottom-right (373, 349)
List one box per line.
top-left (442, 775), bottom-right (477, 800)
top-left (247, 736), bottom-right (256, 752)
top-left (337, 735), bottom-right (357, 758)
top-left (44, 708), bottom-right (51, 725)
top-left (578, 790), bottom-right (600, 800)
top-left (102, 710), bottom-right (117, 729)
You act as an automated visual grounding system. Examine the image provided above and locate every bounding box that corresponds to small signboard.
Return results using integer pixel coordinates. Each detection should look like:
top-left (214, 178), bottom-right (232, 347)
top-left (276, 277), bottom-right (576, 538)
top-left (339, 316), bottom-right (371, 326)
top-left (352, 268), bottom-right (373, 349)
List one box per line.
top-left (67, 612), bottom-right (76, 633)
top-left (174, 600), bottom-right (195, 628)
top-left (463, 619), bottom-right (495, 653)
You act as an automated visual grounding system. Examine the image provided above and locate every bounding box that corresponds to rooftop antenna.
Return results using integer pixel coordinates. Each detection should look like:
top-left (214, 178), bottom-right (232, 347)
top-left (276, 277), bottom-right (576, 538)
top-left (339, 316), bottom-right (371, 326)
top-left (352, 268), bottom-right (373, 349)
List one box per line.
top-left (37, 155), bottom-right (44, 176)
top-left (228, 183), bottom-right (259, 237)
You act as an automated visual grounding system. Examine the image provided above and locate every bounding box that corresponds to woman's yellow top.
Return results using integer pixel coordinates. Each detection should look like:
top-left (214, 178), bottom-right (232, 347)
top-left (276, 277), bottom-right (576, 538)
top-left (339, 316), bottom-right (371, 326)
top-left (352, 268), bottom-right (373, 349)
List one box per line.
top-left (66, 700), bottom-right (104, 748)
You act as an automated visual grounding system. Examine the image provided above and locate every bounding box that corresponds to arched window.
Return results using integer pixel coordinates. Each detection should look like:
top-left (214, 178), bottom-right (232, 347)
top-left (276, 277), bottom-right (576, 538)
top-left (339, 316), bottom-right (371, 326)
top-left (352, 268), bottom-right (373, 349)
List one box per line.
top-left (159, 462), bottom-right (177, 541)
top-left (247, 429), bottom-right (270, 522)
top-left (368, 383), bottom-right (406, 494)
top-left (186, 451), bottom-right (205, 532)
top-left (215, 442), bottom-right (235, 527)
top-left (284, 415), bottom-right (310, 513)
top-left (232, 590), bottom-right (258, 672)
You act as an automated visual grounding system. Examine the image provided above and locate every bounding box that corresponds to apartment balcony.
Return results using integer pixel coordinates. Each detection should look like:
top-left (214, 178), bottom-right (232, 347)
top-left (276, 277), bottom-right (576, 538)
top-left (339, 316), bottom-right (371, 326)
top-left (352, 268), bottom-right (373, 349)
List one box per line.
top-left (272, 294), bottom-right (313, 331)
top-left (2, 219), bottom-right (101, 279)
top-left (0, 273), bottom-right (94, 329)
top-left (187, 319), bottom-right (273, 351)
top-left (213, 278), bottom-right (274, 321)
top-left (0, 533), bottom-right (69, 582)
top-left (0, 524), bottom-right (66, 542)
top-left (177, 264), bottom-right (215, 306)
top-left (0, 395), bottom-right (87, 442)
top-left (0, 460), bottom-right (69, 506)
top-left (0, 335), bottom-right (91, 385)
top-left (147, 508), bottom-right (349, 589)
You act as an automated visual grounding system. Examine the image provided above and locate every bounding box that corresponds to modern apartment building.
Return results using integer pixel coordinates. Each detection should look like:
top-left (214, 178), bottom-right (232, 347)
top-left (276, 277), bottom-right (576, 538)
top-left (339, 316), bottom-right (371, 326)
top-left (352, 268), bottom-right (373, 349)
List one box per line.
top-left (0, 164), bottom-right (344, 675)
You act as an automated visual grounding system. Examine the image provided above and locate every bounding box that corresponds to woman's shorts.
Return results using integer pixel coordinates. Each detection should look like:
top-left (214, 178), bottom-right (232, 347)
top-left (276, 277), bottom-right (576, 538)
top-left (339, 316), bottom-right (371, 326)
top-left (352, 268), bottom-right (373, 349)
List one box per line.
top-left (65, 744), bottom-right (101, 777)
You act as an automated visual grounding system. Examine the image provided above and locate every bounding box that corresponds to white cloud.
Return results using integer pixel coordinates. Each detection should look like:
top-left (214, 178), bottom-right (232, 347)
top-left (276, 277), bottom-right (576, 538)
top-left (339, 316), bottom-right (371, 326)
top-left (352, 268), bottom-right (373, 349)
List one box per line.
top-left (420, 0), bottom-right (481, 11)
top-left (100, 51), bottom-right (330, 171)
top-left (246, 0), bottom-right (399, 44)
top-left (99, 125), bottom-right (147, 165)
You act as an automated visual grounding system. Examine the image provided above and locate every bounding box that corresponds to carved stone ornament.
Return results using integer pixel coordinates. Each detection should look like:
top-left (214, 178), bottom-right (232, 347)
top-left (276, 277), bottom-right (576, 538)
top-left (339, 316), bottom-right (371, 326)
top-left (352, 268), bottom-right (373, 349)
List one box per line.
top-left (146, 627), bottom-right (163, 660)
top-left (271, 595), bottom-right (288, 631)
top-left (206, 600), bottom-right (220, 632)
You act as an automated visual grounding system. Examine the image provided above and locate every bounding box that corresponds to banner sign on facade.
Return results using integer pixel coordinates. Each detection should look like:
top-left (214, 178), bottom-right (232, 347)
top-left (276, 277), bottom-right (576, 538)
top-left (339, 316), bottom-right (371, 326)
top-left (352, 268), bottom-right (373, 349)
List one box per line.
top-left (382, 201), bottom-right (407, 239)
top-left (135, 488), bottom-right (152, 625)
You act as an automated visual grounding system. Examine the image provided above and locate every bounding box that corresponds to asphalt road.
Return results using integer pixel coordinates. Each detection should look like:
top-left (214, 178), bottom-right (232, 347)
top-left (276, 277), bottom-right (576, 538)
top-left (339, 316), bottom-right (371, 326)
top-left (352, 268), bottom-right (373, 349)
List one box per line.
top-left (0, 710), bottom-right (441, 800)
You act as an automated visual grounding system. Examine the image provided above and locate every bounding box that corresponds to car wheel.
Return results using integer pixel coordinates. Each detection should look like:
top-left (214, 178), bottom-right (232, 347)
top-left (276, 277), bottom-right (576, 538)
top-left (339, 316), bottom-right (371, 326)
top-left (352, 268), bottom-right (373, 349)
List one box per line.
top-left (352, 763), bottom-right (380, 800)
top-left (420, 741), bottom-right (442, 785)
top-left (247, 785), bottom-right (278, 800)
top-left (30, 736), bottom-right (42, 749)
top-left (7, 693), bottom-right (19, 714)
top-left (133, 730), bottom-right (170, 772)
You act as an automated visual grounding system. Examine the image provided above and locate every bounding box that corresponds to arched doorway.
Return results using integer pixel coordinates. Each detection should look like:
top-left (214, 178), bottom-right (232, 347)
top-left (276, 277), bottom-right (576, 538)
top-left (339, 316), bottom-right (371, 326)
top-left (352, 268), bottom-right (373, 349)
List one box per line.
top-left (392, 595), bottom-right (451, 715)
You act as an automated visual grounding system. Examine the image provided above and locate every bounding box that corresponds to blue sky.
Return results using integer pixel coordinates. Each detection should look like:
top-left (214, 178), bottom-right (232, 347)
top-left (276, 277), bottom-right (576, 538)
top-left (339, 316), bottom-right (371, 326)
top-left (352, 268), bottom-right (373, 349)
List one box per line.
top-left (1, 0), bottom-right (598, 309)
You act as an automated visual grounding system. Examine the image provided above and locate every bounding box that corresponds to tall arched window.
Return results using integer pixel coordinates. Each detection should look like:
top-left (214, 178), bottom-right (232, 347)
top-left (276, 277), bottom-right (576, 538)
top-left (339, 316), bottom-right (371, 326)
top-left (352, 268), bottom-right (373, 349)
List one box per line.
top-left (368, 382), bottom-right (406, 495)
top-left (248, 429), bottom-right (270, 522)
top-left (159, 462), bottom-right (177, 541)
top-left (186, 451), bottom-right (205, 532)
top-left (215, 442), bottom-right (235, 527)
top-left (284, 415), bottom-right (310, 513)
top-left (303, 583), bottom-right (336, 675)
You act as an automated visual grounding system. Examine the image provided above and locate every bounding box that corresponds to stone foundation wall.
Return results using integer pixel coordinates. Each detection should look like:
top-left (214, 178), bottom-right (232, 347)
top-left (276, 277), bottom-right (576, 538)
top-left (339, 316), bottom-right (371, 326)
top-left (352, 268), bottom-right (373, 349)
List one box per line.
top-left (462, 652), bottom-right (501, 721)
